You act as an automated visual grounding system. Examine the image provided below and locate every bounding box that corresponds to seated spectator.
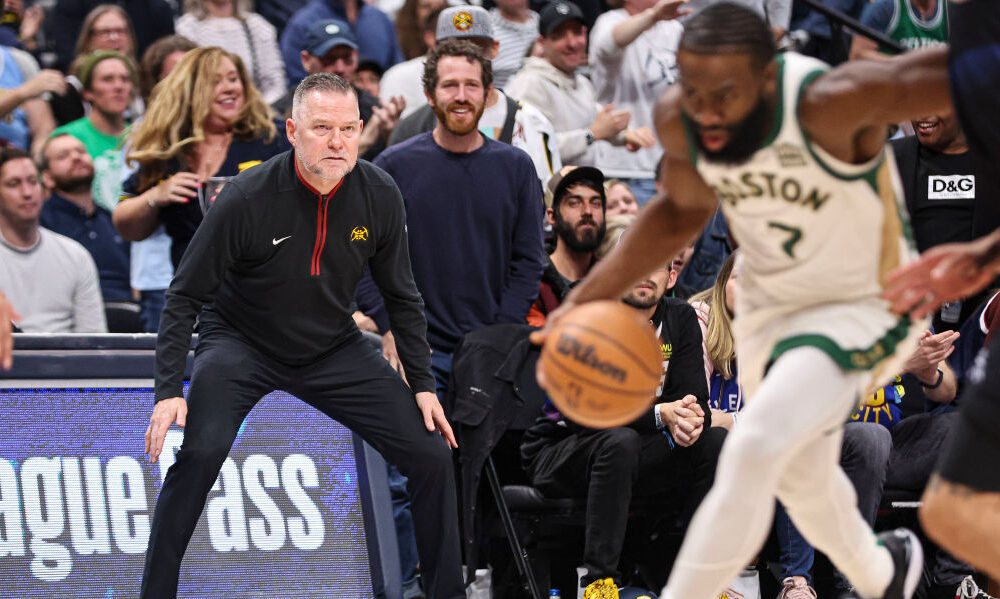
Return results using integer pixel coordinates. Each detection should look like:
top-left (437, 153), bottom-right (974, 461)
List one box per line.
top-left (527, 166), bottom-right (606, 327)
top-left (380, 6), bottom-right (441, 119)
top-left (388, 5), bottom-right (562, 187)
top-left (50, 0), bottom-right (174, 74)
top-left (0, 147), bottom-right (106, 332)
top-left (52, 50), bottom-right (136, 212)
top-left (280, 0), bottom-right (403, 86)
top-left (39, 133), bottom-right (130, 303)
top-left (271, 19), bottom-right (404, 160)
top-left (489, 0), bottom-right (538, 89)
top-left (0, 44), bottom-right (62, 154)
top-left (604, 179), bottom-right (639, 217)
top-left (523, 256), bottom-right (724, 597)
top-left (892, 109), bottom-right (996, 333)
top-left (506, 1), bottom-right (655, 169)
top-left (395, 0), bottom-right (445, 61)
top-left (355, 57), bottom-right (383, 98)
top-left (175, 0), bottom-right (287, 104)
top-left (50, 5), bottom-right (144, 126)
top-left (112, 46), bottom-right (287, 267)
top-left (850, 0), bottom-right (947, 60)
top-left (127, 35), bottom-right (198, 333)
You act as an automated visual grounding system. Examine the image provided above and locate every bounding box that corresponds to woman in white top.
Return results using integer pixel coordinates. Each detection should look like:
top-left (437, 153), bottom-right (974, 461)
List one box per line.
top-left (175, 0), bottom-right (286, 104)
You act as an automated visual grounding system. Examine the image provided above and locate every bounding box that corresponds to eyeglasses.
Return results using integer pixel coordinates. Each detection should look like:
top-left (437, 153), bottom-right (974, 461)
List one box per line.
top-left (93, 27), bottom-right (129, 39)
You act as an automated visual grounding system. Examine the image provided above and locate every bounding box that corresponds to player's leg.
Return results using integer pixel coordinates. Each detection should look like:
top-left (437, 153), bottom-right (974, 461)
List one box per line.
top-left (289, 334), bottom-right (465, 599)
top-left (141, 324), bottom-right (277, 599)
top-left (920, 334), bottom-right (1000, 579)
top-left (776, 425), bottom-right (917, 599)
top-left (659, 347), bottom-right (884, 599)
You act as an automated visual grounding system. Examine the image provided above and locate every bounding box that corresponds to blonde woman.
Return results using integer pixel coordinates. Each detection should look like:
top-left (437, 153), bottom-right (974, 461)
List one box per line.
top-left (688, 251), bottom-right (739, 429)
top-left (112, 46), bottom-right (288, 268)
top-left (175, 0), bottom-right (287, 104)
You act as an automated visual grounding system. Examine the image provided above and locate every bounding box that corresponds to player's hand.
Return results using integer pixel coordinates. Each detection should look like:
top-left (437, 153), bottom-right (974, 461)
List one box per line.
top-left (590, 104), bottom-right (630, 140)
top-left (145, 397), bottom-right (187, 463)
top-left (624, 127), bottom-right (656, 152)
top-left (668, 395), bottom-right (704, 447)
top-left (901, 329), bottom-right (959, 381)
top-left (0, 290), bottom-right (21, 370)
top-left (152, 172), bottom-right (201, 207)
top-left (651, 0), bottom-right (692, 22)
top-left (883, 234), bottom-right (1000, 319)
top-left (415, 391), bottom-right (457, 449)
top-left (381, 331), bottom-right (408, 385)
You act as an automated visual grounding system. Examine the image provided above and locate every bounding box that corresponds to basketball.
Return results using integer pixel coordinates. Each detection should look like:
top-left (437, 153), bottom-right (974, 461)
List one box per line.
top-left (539, 301), bottom-right (663, 428)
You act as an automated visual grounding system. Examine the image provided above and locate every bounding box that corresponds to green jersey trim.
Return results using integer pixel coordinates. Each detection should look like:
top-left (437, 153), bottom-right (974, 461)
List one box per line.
top-left (795, 69), bottom-right (886, 189)
top-left (761, 53), bottom-right (786, 149)
top-left (769, 316), bottom-right (912, 372)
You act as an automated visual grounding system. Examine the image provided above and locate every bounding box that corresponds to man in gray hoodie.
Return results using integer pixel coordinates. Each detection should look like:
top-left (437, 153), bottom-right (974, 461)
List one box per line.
top-left (506, 1), bottom-right (655, 168)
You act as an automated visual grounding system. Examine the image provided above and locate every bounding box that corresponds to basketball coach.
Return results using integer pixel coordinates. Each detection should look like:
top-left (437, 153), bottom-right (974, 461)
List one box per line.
top-left (139, 73), bottom-right (465, 599)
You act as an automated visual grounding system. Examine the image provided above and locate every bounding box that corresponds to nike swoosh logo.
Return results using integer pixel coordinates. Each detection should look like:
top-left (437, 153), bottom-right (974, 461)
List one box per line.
top-left (272, 236), bottom-right (291, 246)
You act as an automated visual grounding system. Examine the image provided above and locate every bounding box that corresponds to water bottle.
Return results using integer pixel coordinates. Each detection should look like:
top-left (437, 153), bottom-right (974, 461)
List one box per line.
top-left (549, 589), bottom-right (561, 599)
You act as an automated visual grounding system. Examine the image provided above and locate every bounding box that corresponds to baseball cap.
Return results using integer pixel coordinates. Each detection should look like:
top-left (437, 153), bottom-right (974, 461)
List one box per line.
top-left (436, 5), bottom-right (494, 42)
top-left (539, 1), bottom-right (585, 36)
top-left (302, 19), bottom-right (358, 57)
top-left (546, 165), bottom-right (606, 209)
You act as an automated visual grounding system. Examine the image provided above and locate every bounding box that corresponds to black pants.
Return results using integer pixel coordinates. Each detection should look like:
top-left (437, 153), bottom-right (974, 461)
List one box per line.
top-left (140, 321), bottom-right (465, 599)
top-left (522, 422), bottom-right (726, 585)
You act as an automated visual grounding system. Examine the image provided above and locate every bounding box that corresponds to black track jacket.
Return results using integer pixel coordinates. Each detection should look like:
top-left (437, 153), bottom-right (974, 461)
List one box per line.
top-left (154, 151), bottom-right (434, 400)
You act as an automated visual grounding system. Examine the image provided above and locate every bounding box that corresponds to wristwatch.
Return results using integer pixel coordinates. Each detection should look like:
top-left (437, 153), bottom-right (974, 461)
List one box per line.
top-left (920, 367), bottom-right (945, 390)
top-left (584, 129), bottom-right (595, 146)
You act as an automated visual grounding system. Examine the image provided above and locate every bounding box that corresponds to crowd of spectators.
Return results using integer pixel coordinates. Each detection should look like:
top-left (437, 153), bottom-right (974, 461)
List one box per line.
top-left (0, 0), bottom-right (993, 597)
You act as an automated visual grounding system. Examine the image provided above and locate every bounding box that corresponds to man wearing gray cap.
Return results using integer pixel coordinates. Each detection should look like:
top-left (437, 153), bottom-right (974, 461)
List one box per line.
top-left (507, 1), bottom-right (657, 168)
top-left (388, 4), bottom-right (561, 187)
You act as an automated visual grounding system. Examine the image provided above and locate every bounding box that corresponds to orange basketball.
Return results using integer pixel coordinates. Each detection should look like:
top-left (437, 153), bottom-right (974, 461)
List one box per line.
top-left (539, 300), bottom-right (663, 428)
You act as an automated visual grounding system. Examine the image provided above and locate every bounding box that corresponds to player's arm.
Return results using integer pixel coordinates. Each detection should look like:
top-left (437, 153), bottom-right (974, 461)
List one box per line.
top-left (544, 91), bottom-right (717, 323)
top-left (800, 45), bottom-right (950, 164)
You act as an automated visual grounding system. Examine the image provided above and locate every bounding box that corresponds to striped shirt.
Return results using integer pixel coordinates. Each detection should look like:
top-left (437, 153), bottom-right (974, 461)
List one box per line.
top-left (489, 8), bottom-right (539, 89)
top-left (175, 13), bottom-right (287, 105)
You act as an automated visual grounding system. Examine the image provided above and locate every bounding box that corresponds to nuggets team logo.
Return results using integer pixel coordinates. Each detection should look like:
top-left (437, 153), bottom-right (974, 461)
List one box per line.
top-left (350, 226), bottom-right (369, 242)
top-left (453, 10), bottom-right (473, 31)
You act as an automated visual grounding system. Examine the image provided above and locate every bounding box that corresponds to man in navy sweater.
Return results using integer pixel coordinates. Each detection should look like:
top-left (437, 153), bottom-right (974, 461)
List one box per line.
top-left (141, 73), bottom-right (464, 599)
top-left (374, 39), bottom-right (544, 393)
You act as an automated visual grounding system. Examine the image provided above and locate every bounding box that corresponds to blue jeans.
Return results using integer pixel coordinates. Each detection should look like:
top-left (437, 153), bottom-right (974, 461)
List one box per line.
top-left (775, 503), bottom-right (814, 581)
top-left (139, 289), bottom-right (166, 333)
top-left (620, 177), bottom-right (658, 207)
top-left (430, 350), bottom-right (454, 402)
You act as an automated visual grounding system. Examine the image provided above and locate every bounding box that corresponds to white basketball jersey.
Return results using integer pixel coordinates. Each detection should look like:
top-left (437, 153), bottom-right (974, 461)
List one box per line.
top-left (684, 53), bottom-right (915, 327)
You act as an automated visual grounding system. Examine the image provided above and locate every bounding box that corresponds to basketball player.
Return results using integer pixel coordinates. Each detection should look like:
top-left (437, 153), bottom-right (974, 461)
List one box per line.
top-left (532, 4), bottom-right (952, 599)
top-left (882, 0), bottom-right (1000, 580)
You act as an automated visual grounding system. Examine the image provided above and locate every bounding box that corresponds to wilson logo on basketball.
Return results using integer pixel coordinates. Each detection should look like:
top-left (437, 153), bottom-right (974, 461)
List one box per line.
top-left (556, 333), bottom-right (627, 383)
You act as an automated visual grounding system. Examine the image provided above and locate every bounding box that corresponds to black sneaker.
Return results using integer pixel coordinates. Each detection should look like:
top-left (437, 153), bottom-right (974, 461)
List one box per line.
top-left (877, 528), bottom-right (923, 599)
top-left (957, 575), bottom-right (999, 599)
